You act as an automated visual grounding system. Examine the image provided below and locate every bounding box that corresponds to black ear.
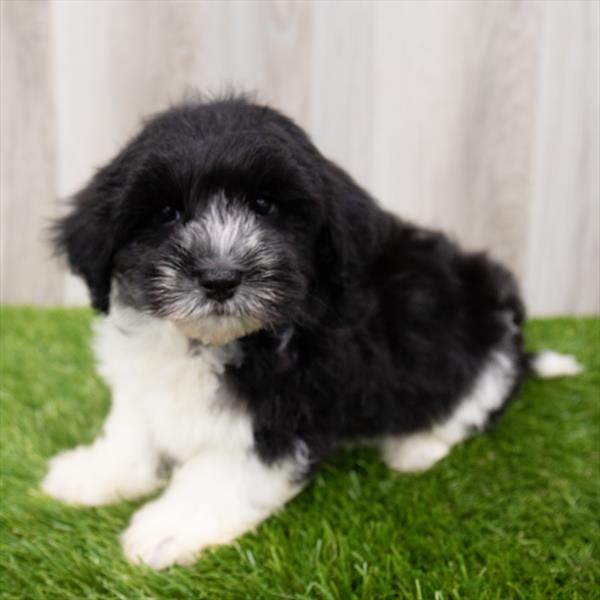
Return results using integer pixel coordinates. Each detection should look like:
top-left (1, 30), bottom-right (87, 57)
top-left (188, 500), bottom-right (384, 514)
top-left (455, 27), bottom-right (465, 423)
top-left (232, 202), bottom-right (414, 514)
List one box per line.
top-left (317, 200), bottom-right (349, 300)
top-left (54, 160), bottom-right (129, 313)
top-left (317, 162), bottom-right (386, 297)
top-left (311, 171), bottom-right (378, 325)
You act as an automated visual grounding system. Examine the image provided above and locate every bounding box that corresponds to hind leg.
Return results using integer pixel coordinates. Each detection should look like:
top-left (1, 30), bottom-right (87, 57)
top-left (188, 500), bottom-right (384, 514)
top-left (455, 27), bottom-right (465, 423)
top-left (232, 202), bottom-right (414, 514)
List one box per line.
top-left (382, 351), bottom-right (517, 473)
top-left (381, 432), bottom-right (451, 472)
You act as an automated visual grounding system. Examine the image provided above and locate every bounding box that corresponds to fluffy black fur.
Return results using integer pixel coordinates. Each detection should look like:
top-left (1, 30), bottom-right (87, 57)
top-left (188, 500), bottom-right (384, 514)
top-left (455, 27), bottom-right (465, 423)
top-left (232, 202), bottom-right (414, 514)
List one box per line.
top-left (55, 95), bottom-right (529, 475)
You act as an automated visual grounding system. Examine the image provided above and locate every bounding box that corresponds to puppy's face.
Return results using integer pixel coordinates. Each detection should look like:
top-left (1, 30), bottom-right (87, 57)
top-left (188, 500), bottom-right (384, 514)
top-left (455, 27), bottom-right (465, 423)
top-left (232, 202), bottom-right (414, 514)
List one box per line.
top-left (114, 159), bottom-right (315, 345)
top-left (57, 100), bottom-right (347, 344)
top-left (117, 142), bottom-right (333, 347)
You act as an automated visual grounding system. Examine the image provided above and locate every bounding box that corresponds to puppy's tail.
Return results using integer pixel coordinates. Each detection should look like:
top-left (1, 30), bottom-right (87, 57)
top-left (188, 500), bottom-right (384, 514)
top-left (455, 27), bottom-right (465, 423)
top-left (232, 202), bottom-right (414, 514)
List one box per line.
top-left (528, 350), bottom-right (583, 379)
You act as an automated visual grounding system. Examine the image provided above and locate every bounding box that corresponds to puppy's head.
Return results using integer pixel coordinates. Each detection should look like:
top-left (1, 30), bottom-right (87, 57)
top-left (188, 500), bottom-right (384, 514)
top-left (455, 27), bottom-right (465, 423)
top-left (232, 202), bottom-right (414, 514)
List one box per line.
top-left (55, 97), bottom-right (349, 345)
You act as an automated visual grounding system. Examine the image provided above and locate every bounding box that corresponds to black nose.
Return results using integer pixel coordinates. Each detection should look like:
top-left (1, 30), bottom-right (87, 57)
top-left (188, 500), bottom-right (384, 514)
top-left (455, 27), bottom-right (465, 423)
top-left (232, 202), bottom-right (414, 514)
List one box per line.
top-left (197, 268), bottom-right (243, 301)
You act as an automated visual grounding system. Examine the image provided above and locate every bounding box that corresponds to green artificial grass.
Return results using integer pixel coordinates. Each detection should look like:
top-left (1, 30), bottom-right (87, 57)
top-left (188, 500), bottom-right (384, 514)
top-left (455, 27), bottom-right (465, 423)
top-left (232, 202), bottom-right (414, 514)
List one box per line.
top-left (0, 308), bottom-right (598, 599)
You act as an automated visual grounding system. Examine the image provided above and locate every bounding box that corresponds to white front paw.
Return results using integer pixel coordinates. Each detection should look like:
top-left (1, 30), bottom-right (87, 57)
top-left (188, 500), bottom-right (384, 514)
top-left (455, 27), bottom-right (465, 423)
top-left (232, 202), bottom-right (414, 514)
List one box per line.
top-left (42, 446), bottom-right (120, 506)
top-left (42, 446), bottom-right (160, 506)
top-left (121, 500), bottom-right (207, 569)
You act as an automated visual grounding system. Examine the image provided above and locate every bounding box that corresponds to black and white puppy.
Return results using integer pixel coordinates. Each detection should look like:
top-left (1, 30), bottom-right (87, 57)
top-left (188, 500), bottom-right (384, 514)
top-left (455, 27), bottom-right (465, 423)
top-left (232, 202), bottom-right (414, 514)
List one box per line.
top-left (42, 96), bottom-right (582, 569)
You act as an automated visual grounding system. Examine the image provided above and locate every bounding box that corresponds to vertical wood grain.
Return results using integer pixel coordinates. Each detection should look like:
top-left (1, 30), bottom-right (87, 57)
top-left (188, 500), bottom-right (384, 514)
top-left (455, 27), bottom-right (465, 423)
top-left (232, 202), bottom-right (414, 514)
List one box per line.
top-left (51, 0), bottom-right (209, 303)
top-left (371, 0), bottom-right (542, 280)
top-left (306, 1), bottom-right (374, 188)
top-left (524, 0), bottom-right (600, 315)
top-left (0, 0), bottom-right (63, 305)
top-left (0, 0), bottom-right (597, 315)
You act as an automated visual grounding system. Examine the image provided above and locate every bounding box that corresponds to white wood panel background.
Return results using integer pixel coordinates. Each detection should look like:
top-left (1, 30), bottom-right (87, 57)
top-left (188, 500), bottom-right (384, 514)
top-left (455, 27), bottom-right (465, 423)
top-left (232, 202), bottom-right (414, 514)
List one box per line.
top-left (1, 0), bottom-right (598, 315)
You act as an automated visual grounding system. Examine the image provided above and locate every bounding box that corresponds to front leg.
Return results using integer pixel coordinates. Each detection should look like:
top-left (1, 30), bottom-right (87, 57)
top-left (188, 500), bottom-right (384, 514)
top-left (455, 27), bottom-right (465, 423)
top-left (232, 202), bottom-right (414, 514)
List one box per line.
top-left (42, 400), bottom-right (161, 506)
top-left (121, 446), bottom-right (307, 569)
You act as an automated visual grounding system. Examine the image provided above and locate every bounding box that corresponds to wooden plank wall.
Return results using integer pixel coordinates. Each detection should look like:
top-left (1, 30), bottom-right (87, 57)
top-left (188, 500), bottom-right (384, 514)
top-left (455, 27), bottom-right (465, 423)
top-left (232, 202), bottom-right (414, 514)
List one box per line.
top-left (1, 0), bottom-right (598, 315)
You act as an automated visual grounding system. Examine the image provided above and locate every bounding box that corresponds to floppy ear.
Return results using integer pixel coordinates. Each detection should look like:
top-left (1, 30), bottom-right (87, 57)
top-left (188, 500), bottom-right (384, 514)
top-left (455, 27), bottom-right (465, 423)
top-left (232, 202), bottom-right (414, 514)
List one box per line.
top-left (54, 160), bottom-right (129, 313)
top-left (317, 200), bottom-right (349, 300)
top-left (317, 162), bottom-right (386, 304)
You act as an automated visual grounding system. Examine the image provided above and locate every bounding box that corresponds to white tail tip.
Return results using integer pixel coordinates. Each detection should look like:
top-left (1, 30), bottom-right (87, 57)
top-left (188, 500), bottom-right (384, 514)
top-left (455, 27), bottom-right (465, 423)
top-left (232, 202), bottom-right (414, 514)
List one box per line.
top-left (531, 350), bottom-right (583, 378)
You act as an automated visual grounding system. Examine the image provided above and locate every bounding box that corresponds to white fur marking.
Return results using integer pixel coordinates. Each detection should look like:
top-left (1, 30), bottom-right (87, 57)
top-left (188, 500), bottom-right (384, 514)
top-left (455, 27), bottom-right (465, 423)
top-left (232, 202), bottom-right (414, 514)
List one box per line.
top-left (41, 435), bottom-right (162, 506)
top-left (121, 449), bottom-right (303, 569)
top-left (175, 314), bottom-right (263, 346)
top-left (382, 352), bottom-right (516, 472)
top-left (197, 197), bottom-right (263, 261)
top-left (43, 304), bottom-right (301, 568)
top-left (531, 350), bottom-right (583, 378)
top-left (382, 433), bottom-right (450, 473)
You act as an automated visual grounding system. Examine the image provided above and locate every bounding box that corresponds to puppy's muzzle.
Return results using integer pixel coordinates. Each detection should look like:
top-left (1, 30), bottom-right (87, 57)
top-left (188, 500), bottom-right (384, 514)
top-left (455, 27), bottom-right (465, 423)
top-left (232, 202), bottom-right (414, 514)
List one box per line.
top-left (196, 267), bottom-right (243, 302)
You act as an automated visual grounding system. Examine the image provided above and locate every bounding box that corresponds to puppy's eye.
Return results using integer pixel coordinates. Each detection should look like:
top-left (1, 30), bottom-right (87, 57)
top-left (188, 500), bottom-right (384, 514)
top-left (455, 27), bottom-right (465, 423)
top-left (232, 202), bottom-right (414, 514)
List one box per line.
top-left (155, 205), bottom-right (181, 225)
top-left (250, 196), bottom-right (275, 216)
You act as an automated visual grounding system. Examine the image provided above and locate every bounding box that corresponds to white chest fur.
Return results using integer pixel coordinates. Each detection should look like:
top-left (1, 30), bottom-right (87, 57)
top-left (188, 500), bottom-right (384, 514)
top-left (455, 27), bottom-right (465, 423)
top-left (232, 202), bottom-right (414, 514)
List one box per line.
top-left (43, 305), bottom-right (303, 569)
top-left (94, 304), bottom-right (254, 463)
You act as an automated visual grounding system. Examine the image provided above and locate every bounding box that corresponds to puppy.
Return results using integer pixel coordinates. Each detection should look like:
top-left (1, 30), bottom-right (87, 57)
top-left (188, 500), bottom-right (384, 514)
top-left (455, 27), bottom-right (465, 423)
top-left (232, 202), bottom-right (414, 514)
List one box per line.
top-left (42, 95), bottom-right (582, 569)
